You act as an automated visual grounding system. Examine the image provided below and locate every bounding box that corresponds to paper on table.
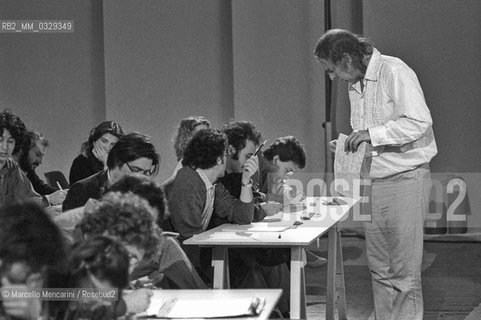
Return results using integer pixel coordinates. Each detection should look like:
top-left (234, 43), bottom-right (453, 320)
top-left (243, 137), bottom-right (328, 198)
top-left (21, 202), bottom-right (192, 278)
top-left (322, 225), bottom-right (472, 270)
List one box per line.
top-left (334, 133), bottom-right (367, 197)
top-left (222, 223), bottom-right (290, 233)
top-left (138, 291), bottom-right (261, 318)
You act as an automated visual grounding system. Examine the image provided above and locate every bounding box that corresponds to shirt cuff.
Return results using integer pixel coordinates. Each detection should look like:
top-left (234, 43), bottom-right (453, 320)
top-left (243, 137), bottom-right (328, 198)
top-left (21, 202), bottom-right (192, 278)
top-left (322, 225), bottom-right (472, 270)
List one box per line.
top-left (368, 126), bottom-right (388, 147)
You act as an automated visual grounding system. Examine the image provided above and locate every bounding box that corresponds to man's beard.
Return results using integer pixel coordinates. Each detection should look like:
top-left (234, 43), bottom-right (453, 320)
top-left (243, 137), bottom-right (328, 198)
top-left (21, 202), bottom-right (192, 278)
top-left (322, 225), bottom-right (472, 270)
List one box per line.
top-left (19, 152), bottom-right (34, 171)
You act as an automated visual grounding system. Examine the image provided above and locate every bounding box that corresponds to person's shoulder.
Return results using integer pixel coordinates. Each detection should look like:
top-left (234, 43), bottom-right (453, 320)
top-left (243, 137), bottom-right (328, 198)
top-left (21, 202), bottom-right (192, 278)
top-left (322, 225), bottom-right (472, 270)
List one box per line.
top-left (72, 153), bottom-right (89, 165)
top-left (174, 166), bottom-right (201, 183)
top-left (72, 170), bottom-right (106, 189)
top-left (168, 167), bottom-right (204, 197)
top-left (378, 52), bottom-right (412, 73)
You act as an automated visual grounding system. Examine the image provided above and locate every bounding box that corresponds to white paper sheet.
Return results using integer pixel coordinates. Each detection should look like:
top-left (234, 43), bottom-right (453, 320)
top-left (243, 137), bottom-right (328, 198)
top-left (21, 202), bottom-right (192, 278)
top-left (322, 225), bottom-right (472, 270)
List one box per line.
top-left (334, 133), bottom-right (367, 197)
top-left (138, 292), bottom-right (260, 318)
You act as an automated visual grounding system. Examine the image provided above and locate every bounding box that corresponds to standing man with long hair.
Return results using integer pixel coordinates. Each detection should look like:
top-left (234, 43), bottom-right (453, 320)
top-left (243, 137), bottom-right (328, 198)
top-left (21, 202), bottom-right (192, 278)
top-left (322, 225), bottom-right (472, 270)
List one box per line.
top-left (314, 29), bottom-right (437, 320)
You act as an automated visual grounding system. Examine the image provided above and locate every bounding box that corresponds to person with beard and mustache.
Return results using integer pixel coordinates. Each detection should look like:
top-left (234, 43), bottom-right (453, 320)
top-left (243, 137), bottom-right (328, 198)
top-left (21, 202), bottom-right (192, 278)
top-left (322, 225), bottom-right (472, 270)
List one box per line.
top-left (0, 110), bottom-right (45, 207)
top-left (12, 130), bottom-right (66, 206)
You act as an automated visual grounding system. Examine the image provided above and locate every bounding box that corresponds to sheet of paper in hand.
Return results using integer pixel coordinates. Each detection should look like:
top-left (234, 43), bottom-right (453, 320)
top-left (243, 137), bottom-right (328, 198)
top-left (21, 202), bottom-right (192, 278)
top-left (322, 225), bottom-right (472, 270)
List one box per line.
top-left (334, 133), bottom-right (367, 197)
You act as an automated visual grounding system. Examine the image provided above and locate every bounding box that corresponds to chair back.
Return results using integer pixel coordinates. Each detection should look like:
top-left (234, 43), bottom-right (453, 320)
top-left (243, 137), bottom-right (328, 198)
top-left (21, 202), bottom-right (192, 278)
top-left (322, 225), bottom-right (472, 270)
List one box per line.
top-left (44, 170), bottom-right (69, 189)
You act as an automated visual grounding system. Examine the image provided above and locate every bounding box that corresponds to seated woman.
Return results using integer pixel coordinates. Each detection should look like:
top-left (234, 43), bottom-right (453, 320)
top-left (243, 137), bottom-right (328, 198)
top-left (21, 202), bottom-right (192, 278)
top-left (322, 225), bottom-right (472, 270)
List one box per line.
top-left (60, 236), bottom-right (131, 320)
top-left (163, 116), bottom-right (210, 187)
top-left (69, 121), bottom-right (124, 185)
top-left (0, 201), bottom-right (67, 320)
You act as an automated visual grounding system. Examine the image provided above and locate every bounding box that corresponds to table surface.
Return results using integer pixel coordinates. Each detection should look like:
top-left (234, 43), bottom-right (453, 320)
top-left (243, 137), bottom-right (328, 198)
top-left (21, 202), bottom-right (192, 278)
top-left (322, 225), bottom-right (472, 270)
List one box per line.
top-left (184, 196), bottom-right (357, 247)
top-left (137, 289), bottom-right (282, 320)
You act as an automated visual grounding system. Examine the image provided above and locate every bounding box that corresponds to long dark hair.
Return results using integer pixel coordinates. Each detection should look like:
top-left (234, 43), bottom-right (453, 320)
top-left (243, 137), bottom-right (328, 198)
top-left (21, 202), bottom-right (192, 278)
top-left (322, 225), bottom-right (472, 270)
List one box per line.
top-left (80, 121), bottom-right (124, 154)
top-left (314, 29), bottom-right (373, 74)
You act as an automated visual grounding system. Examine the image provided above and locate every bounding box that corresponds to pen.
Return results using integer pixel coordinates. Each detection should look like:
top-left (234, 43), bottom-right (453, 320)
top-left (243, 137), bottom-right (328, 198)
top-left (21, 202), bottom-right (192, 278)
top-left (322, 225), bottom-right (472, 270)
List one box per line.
top-left (253, 138), bottom-right (268, 157)
top-left (56, 182), bottom-right (63, 191)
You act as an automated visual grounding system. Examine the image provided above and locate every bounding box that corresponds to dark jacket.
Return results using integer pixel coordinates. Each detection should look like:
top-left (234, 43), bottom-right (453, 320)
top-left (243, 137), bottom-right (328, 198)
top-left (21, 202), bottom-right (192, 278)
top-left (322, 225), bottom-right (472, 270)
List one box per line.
top-left (26, 168), bottom-right (57, 195)
top-left (62, 170), bottom-right (108, 211)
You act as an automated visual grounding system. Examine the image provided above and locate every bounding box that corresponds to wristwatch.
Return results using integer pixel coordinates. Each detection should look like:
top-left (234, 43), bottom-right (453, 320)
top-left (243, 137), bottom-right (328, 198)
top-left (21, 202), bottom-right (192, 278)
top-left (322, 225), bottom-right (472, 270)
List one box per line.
top-left (242, 179), bottom-right (253, 188)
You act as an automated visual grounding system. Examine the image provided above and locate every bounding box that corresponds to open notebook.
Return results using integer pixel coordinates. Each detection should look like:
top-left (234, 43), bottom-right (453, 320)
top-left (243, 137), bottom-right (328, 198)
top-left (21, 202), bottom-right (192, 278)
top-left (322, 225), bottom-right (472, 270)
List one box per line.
top-left (138, 292), bottom-right (265, 318)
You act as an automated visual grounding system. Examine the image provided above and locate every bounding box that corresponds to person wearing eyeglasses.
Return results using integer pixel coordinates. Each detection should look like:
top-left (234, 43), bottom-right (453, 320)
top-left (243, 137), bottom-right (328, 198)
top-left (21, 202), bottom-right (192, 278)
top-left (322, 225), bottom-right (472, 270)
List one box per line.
top-left (259, 136), bottom-right (327, 268)
top-left (62, 132), bottom-right (160, 211)
top-left (260, 136), bottom-right (306, 204)
top-left (58, 236), bottom-right (130, 320)
top-left (0, 201), bottom-right (67, 320)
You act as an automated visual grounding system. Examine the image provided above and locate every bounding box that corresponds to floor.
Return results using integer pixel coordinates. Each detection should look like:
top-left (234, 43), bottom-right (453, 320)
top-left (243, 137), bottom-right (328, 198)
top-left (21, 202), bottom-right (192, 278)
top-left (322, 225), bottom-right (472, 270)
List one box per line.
top-left (303, 233), bottom-right (481, 320)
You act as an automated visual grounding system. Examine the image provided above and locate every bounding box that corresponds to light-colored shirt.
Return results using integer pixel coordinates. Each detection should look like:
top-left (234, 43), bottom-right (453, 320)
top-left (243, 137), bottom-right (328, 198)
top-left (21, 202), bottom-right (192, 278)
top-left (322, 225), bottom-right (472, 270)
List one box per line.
top-left (196, 169), bottom-right (215, 231)
top-left (349, 48), bottom-right (437, 178)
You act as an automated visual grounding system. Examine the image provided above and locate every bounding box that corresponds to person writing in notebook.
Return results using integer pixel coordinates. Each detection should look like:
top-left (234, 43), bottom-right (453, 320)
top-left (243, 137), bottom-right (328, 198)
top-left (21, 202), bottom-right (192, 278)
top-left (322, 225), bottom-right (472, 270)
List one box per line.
top-left (314, 29), bottom-right (437, 320)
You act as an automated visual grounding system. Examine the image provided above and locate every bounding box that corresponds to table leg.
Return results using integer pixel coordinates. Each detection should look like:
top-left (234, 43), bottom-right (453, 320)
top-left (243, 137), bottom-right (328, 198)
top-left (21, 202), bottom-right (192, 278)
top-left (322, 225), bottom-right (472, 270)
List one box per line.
top-left (212, 247), bottom-right (230, 289)
top-left (326, 224), bottom-right (347, 320)
top-left (336, 230), bottom-right (347, 319)
top-left (290, 246), bottom-right (306, 319)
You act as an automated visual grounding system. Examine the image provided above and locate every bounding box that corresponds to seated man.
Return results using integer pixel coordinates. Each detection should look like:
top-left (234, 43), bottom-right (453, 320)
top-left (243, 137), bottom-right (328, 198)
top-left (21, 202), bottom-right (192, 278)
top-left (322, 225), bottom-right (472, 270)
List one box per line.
top-left (219, 120), bottom-right (282, 218)
top-left (165, 128), bottom-right (258, 266)
top-left (0, 201), bottom-right (67, 320)
top-left (219, 121), bottom-right (290, 314)
top-left (12, 130), bottom-right (66, 205)
top-left (261, 136), bottom-right (306, 204)
top-left (0, 110), bottom-right (45, 206)
top-left (63, 132), bottom-right (160, 211)
top-left (262, 136), bottom-right (325, 267)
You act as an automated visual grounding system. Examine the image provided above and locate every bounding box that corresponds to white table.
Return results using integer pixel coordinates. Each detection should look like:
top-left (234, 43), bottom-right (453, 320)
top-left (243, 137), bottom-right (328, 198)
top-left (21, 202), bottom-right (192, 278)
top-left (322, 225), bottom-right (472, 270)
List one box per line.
top-left (138, 289), bottom-right (282, 320)
top-left (184, 196), bottom-right (358, 320)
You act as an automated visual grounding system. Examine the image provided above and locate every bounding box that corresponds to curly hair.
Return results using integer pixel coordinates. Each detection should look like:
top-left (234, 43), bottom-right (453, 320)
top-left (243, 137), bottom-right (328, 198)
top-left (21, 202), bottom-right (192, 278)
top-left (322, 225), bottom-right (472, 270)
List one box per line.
top-left (78, 192), bottom-right (160, 257)
top-left (105, 173), bottom-right (167, 226)
top-left (263, 136), bottom-right (306, 169)
top-left (181, 128), bottom-right (227, 170)
top-left (173, 116), bottom-right (210, 161)
top-left (0, 109), bottom-right (27, 154)
top-left (0, 201), bottom-right (66, 276)
top-left (313, 29), bottom-right (373, 75)
top-left (68, 235), bottom-right (129, 289)
top-left (107, 132), bottom-right (160, 176)
top-left (220, 121), bottom-right (261, 160)
top-left (16, 130), bottom-right (49, 171)
top-left (80, 121), bottom-right (124, 155)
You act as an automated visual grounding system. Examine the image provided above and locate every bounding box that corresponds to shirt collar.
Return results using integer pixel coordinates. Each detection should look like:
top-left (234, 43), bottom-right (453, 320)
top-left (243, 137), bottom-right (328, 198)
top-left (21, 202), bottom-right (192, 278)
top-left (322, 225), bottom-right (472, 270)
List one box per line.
top-left (349, 48), bottom-right (381, 93)
top-left (0, 159), bottom-right (16, 177)
top-left (196, 169), bottom-right (215, 190)
top-left (364, 47), bottom-right (381, 82)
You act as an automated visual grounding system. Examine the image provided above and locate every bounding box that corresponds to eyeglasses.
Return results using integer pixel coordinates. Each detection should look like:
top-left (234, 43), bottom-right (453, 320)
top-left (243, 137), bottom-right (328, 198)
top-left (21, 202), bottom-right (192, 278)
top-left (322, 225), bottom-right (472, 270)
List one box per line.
top-left (125, 162), bottom-right (154, 176)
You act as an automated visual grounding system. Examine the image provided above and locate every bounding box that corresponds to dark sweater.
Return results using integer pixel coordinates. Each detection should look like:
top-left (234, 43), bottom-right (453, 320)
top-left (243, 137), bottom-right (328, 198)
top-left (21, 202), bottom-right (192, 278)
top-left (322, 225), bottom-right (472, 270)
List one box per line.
top-left (69, 153), bottom-right (104, 185)
top-left (165, 166), bottom-right (254, 242)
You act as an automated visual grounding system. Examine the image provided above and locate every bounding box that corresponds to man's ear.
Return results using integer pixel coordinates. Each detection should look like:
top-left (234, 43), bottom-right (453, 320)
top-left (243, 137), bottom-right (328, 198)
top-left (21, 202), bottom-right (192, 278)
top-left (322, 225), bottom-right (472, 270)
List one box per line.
top-left (273, 155), bottom-right (280, 164)
top-left (341, 53), bottom-right (353, 69)
top-left (228, 145), bottom-right (236, 158)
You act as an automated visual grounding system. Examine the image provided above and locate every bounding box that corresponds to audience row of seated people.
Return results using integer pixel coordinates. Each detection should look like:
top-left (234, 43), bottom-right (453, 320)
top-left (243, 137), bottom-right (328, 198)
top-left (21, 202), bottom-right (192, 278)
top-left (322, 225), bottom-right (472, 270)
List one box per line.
top-left (0, 109), bottom-right (318, 319)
